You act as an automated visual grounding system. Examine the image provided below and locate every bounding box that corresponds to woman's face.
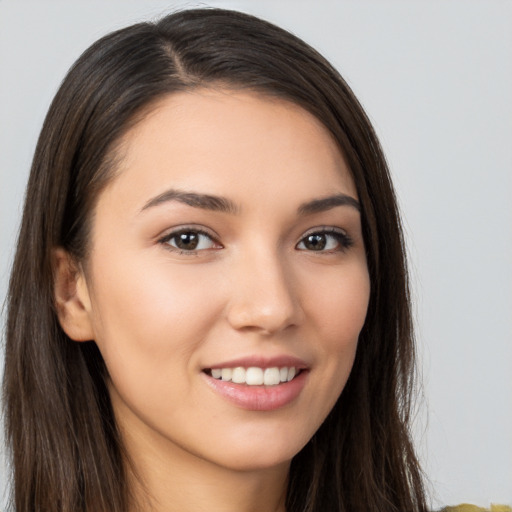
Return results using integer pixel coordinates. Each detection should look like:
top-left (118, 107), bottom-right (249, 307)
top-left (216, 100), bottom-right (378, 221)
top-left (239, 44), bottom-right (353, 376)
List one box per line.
top-left (75, 89), bottom-right (370, 472)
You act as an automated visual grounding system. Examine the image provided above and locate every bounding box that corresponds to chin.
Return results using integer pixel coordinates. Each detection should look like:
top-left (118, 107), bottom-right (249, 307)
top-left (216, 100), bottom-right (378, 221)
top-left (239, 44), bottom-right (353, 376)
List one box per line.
top-left (211, 449), bottom-right (295, 473)
top-left (198, 425), bottom-right (312, 473)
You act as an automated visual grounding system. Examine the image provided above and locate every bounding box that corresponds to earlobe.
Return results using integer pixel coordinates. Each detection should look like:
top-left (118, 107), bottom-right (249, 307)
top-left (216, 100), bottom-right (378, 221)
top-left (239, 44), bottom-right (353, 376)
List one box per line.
top-left (53, 248), bottom-right (95, 342)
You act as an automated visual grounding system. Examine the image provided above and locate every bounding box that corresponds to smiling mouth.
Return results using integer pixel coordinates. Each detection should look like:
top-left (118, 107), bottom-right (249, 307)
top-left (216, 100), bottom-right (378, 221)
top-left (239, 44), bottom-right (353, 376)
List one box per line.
top-left (203, 366), bottom-right (302, 386)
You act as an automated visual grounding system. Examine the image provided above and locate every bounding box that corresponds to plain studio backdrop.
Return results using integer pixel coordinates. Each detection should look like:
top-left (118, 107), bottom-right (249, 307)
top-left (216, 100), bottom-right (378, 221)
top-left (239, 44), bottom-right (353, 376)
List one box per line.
top-left (0, 0), bottom-right (511, 508)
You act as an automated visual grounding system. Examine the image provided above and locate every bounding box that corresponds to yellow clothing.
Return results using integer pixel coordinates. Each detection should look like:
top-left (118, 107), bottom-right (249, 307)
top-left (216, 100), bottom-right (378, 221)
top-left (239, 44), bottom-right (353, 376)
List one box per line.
top-left (439, 505), bottom-right (512, 512)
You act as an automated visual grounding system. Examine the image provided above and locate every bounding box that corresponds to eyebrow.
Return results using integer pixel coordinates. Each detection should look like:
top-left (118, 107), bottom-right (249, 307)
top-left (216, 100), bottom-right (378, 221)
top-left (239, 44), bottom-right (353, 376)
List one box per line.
top-left (140, 189), bottom-right (360, 216)
top-left (141, 189), bottom-right (239, 214)
top-left (297, 194), bottom-right (361, 215)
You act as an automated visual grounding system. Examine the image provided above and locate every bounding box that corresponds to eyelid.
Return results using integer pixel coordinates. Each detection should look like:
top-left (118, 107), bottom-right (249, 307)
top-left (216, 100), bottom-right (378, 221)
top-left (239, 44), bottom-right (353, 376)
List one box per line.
top-left (300, 225), bottom-right (348, 238)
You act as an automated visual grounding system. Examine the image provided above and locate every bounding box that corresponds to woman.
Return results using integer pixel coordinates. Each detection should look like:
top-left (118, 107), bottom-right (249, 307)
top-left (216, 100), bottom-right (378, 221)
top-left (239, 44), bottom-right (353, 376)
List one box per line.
top-left (3, 8), bottom-right (427, 512)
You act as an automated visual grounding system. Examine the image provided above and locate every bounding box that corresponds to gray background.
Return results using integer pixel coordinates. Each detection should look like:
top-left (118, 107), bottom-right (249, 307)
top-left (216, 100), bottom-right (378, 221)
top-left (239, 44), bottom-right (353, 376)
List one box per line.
top-left (1, 0), bottom-right (511, 508)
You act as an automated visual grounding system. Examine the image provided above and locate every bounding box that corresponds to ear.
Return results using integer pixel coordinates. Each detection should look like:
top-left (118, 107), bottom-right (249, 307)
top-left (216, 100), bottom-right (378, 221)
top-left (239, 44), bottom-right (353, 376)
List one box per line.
top-left (53, 248), bottom-right (95, 342)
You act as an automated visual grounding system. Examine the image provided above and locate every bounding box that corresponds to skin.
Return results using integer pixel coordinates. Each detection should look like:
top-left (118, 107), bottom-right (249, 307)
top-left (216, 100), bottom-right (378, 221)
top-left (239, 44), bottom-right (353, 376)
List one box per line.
top-left (55, 89), bottom-right (370, 512)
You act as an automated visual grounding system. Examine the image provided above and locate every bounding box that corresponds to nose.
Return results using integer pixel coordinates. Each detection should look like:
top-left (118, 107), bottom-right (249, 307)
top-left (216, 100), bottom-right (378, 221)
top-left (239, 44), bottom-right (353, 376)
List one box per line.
top-left (226, 248), bottom-right (304, 335)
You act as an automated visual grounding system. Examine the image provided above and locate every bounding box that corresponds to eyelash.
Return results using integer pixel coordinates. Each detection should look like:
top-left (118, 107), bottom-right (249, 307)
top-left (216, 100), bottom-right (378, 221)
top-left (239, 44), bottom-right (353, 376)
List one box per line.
top-left (158, 226), bottom-right (353, 255)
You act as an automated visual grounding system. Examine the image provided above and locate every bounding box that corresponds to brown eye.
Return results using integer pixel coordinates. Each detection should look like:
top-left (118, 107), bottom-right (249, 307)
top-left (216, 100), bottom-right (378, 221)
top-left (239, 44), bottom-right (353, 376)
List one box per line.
top-left (296, 229), bottom-right (352, 252)
top-left (174, 232), bottom-right (200, 250)
top-left (162, 230), bottom-right (218, 252)
top-left (303, 234), bottom-right (327, 251)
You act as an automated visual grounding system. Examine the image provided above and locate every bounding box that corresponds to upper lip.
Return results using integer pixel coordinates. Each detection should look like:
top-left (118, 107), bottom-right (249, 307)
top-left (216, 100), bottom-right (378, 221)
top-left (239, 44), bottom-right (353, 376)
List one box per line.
top-left (203, 355), bottom-right (309, 370)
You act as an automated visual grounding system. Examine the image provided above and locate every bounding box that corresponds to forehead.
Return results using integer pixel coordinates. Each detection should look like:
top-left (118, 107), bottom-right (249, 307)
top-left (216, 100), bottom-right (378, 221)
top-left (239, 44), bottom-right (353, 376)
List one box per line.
top-left (102, 89), bottom-right (357, 210)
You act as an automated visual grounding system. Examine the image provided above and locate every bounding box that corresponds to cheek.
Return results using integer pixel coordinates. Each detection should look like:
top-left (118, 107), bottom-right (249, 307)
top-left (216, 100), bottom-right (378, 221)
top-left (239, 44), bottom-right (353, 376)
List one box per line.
top-left (308, 261), bottom-right (370, 346)
top-left (86, 249), bottom-right (225, 377)
top-left (299, 259), bottom-right (370, 404)
top-left (282, 263), bottom-right (369, 447)
top-left (85, 252), bottom-right (232, 436)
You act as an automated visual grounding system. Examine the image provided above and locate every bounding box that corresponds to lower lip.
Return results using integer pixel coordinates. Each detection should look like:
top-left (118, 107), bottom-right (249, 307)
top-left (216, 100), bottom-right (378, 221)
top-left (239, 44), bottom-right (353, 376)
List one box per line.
top-left (202, 370), bottom-right (308, 411)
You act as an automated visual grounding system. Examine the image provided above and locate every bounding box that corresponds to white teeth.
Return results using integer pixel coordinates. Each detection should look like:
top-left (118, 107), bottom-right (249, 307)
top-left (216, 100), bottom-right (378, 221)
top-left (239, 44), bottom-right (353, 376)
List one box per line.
top-left (263, 367), bottom-right (280, 386)
top-left (209, 366), bottom-right (299, 386)
top-left (246, 367), bottom-right (264, 385)
top-left (231, 367), bottom-right (246, 384)
top-left (221, 368), bottom-right (232, 381)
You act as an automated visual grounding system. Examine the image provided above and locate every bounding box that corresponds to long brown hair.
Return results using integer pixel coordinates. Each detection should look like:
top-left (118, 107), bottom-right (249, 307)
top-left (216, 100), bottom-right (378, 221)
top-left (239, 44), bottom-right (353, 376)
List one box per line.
top-left (3, 8), bottom-right (427, 511)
